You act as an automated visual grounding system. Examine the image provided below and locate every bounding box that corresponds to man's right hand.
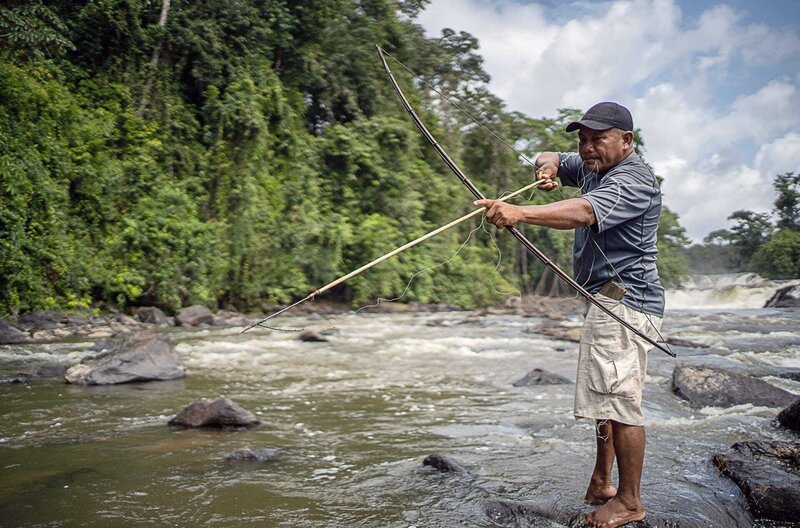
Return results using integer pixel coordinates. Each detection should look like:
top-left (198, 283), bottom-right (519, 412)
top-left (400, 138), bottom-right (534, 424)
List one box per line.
top-left (535, 161), bottom-right (559, 191)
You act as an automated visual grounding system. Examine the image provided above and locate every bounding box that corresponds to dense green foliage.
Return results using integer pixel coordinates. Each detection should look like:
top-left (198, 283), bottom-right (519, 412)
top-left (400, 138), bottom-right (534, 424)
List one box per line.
top-left (686, 172), bottom-right (800, 278)
top-left (0, 0), bottom-right (689, 316)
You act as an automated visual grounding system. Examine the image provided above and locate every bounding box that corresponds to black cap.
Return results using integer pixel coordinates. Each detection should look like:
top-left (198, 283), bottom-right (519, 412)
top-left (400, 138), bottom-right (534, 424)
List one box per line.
top-left (565, 102), bottom-right (633, 132)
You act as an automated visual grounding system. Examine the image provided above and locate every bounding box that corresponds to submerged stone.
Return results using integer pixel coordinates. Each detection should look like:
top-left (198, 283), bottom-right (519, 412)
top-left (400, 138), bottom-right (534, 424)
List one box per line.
top-left (225, 447), bottom-right (280, 462)
top-left (513, 368), bottom-right (572, 386)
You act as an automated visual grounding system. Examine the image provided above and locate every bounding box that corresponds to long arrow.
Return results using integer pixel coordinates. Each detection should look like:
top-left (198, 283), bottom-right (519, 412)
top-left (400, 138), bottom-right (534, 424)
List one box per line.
top-left (240, 180), bottom-right (542, 333)
top-left (376, 45), bottom-right (674, 357)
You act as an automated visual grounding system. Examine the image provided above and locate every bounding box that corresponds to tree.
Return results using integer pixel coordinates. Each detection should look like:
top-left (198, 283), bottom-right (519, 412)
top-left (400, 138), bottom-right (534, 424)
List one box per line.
top-left (751, 229), bottom-right (800, 279)
top-left (774, 172), bottom-right (800, 231)
top-left (725, 210), bottom-right (774, 268)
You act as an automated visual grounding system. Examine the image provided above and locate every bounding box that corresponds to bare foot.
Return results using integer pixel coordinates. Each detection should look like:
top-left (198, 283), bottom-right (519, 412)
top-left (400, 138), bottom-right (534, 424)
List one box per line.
top-left (584, 497), bottom-right (644, 528)
top-left (584, 480), bottom-right (617, 505)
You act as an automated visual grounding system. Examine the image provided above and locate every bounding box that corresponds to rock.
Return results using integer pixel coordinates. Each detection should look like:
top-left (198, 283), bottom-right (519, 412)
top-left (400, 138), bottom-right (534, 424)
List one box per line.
top-left (108, 313), bottom-right (139, 326)
top-left (168, 398), bottom-right (260, 429)
top-left (32, 362), bottom-right (69, 379)
top-left (0, 318), bottom-right (30, 344)
top-left (532, 324), bottom-right (581, 342)
top-left (422, 453), bottom-right (470, 475)
top-left (672, 365), bottom-right (796, 408)
top-left (732, 440), bottom-right (800, 468)
top-left (225, 447), bottom-right (280, 462)
top-left (15, 311), bottom-right (67, 331)
top-left (778, 398), bottom-right (800, 433)
top-left (298, 330), bottom-right (328, 342)
top-left (65, 332), bottom-right (184, 385)
top-left (666, 336), bottom-right (709, 348)
top-left (483, 498), bottom-right (709, 528)
top-left (764, 284), bottom-right (800, 308)
top-left (87, 330), bottom-right (114, 339)
top-left (176, 305), bottom-right (214, 326)
top-left (307, 312), bottom-right (325, 321)
top-left (713, 452), bottom-right (800, 522)
top-left (134, 307), bottom-right (174, 327)
top-left (513, 368), bottom-right (572, 386)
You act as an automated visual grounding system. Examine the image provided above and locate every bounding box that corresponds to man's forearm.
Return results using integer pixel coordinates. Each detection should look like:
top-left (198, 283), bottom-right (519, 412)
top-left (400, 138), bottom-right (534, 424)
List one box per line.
top-left (519, 198), bottom-right (596, 229)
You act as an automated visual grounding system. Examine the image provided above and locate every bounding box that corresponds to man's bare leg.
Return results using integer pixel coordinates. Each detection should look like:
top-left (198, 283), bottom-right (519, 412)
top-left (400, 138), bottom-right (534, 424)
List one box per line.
top-left (584, 420), bottom-right (617, 504)
top-left (585, 421), bottom-right (646, 528)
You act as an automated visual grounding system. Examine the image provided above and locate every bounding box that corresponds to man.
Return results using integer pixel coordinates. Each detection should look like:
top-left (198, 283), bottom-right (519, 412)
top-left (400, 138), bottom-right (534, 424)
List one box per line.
top-left (473, 102), bottom-right (664, 528)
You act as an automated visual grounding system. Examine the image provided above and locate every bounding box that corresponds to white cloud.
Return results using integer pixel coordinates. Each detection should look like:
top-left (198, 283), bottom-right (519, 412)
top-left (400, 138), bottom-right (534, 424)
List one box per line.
top-left (416, 0), bottom-right (800, 240)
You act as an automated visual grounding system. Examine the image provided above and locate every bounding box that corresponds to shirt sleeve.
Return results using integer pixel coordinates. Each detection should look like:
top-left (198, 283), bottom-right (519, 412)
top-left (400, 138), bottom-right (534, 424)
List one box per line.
top-left (582, 169), bottom-right (659, 233)
top-left (556, 152), bottom-right (583, 188)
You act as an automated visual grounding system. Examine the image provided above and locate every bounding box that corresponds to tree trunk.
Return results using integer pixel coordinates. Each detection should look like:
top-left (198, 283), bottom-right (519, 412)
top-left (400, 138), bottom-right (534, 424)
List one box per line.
top-left (138, 0), bottom-right (170, 115)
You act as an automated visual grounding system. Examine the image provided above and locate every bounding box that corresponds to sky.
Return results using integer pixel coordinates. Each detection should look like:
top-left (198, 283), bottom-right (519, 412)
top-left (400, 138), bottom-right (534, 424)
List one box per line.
top-left (415, 0), bottom-right (800, 241)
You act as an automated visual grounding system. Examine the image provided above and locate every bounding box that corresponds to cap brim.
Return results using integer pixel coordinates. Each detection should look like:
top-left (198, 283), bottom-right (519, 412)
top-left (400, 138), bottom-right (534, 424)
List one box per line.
top-left (565, 119), bottom-right (614, 132)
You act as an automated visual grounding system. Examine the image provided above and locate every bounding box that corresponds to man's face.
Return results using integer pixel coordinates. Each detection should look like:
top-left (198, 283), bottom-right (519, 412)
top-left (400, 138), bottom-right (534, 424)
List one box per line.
top-left (577, 127), bottom-right (630, 174)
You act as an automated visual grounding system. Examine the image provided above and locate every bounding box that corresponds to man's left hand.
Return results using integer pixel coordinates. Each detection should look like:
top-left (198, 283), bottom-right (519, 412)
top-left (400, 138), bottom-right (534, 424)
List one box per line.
top-left (473, 199), bottom-right (523, 228)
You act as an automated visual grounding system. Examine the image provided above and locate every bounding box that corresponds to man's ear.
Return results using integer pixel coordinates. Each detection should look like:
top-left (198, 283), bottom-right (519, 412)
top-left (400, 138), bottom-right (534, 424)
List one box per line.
top-left (622, 131), bottom-right (635, 148)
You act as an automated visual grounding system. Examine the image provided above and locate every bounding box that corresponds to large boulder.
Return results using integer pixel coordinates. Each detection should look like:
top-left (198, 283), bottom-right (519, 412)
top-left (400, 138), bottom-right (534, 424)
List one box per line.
top-left (65, 333), bottom-right (184, 385)
top-left (513, 368), bottom-right (572, 386)
top-left (168, 398), bottom-right (260, 428)
top-left (176, 305), bottom-right (214, 326)
top-left (134, 307), bottom-right (174, 327)
top-left (764, 284), bottom-right (800, 308)
top-left (672, 365), bottom-right (796, 408)
top-left (713, 444), bottom-right (800, 523)
top-left (0, 318), bottom-right (30, 344)
top-left (778, 398), bottom-right (800, 433)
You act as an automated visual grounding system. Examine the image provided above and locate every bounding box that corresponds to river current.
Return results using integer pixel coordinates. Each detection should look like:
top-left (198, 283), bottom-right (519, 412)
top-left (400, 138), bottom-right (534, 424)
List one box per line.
top-left (1, 274), bottom-right (798, 527)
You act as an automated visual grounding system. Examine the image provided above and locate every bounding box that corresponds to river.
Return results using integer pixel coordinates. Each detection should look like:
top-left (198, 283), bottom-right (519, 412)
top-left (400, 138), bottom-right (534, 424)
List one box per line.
top-left (1, 274), bottom-right (798, 527)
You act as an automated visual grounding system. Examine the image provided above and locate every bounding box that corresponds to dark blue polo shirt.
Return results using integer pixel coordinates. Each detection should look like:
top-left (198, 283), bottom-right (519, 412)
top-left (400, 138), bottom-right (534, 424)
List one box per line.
top-left (557, 152), bottom-right (665, 316)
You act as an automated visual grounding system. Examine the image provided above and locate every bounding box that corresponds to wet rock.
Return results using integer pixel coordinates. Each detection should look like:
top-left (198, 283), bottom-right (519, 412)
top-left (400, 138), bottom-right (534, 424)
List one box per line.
top-left (225, 447), bottom-right (280, 462)
top-left (176, 305), bottom-right (214, 326)
top-left (483, 498), bottom-right (708, 528)
top-left (713, 452), bottom-right (800, 522)
top-left (732, 440), bottom-right (800, 469)
top-left (0, 318), bottom-right (30, 344)
top-left (532, 324), bottom-right (581, 342)
top-left (108, 313), bottom-right (139, 327)
top-left (168, 398), bottom-right (260, 429)
top-left (307, 312), bottom-right (325, 321)
top-left (513, 368), bottom-right (572, 386)
top-left (15, 311), bottom-right (70, 331)
top-left (483, 499), bottom-right (561, 527)
top-left (764, 284), bottom-right (800, 308)
top-left (134, 307), bottom-right (174, 327)
top-left (778, 398), bottom-right (800, 433)
top-left (422, 453), bottom-right (470, 475)
top-left (672, 365), bottom-right (796, 408)
top-left (320, 327), bottom-right (340, 336)
top-left (65, 332), bottom-right (184, 385)
top-left (666, 336), bottom-right (709, 348)
top-left (298, 330), bottom-right (328, 342)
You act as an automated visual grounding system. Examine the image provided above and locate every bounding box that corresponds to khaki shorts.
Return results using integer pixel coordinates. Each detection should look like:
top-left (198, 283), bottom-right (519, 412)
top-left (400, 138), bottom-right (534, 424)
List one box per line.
top-left (574, 294), bottom-right (663, 426)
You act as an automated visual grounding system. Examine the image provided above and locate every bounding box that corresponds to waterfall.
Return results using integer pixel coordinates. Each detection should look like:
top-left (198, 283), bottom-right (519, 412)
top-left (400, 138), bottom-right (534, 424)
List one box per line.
top-left (665, 273), bottom-right (800, 310)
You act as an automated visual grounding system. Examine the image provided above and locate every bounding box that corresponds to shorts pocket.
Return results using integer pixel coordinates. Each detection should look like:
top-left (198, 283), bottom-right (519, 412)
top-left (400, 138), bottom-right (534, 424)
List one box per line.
top-left (586, 345), bottom-right (640, 399)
